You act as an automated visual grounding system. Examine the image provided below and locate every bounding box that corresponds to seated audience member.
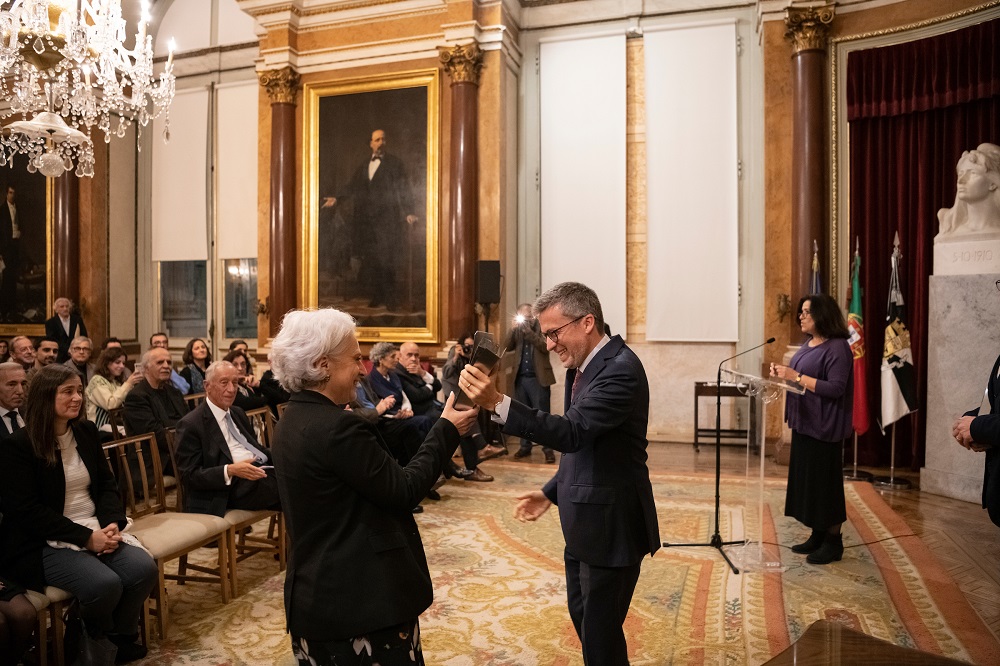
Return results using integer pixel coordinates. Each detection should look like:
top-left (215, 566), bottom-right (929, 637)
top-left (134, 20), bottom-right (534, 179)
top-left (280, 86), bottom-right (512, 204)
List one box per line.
top-left (86, 348), bottom-right (143, 431)
top-left (229, 339), bottom-right (255, 376)
top-left (25, 336), bottom-right (59, 385)
top-left (367, 343), bottom-right (434, 439)
top-left (63, 336), bottom-right (96, 387)
top-left (174, 361), bottom-right (280, 516)
top-left (0, 362), bottom-right (27, 438)
top-left (7, 336), bottom-right (34, 372)
top-left (0, 339), bottom-right (8, 362)
top-left (149, 332), bottom-right (190, 394)
top-left (222, 350), bottom-right (268, 412)
top-left (0, 365), bottom-right (157, 663)
top-left (123, 347), bottom-right (189, 473)
top-left (44, 297), bottom-right (88, 363)
top-left (441, 341), bottom-right (495, 482)
top-left (180, 338), bottom-right (212, 395)
top-left (0, 507), bottom-right (37, 666)
top-left (397, 341), bottom-right (443, 419)
top-left (258, 368), bottom-right (290, 416)
top-left (100, 337), bottom-right (132, 381)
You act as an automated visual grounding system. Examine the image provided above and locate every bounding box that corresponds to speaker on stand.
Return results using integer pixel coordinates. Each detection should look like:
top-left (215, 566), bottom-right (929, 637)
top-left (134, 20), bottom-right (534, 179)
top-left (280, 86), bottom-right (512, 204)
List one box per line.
top-left (475, 260), bottom-right (502, 333)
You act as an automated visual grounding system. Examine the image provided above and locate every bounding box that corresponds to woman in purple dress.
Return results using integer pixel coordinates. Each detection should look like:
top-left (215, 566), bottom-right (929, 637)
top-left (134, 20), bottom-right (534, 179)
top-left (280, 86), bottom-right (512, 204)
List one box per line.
top-left (770, 294), bottom-right (853, 565)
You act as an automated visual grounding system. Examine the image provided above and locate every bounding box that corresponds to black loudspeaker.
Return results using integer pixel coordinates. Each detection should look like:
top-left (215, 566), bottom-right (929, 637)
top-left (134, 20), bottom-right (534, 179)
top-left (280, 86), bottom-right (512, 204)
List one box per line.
top-left (476, 260), bottom-right (501, 304)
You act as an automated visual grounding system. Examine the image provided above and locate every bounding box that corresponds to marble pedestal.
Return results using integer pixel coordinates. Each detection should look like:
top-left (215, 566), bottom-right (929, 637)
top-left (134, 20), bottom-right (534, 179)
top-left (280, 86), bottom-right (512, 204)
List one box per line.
top-left (921, 274), bottom-right (1000, 503)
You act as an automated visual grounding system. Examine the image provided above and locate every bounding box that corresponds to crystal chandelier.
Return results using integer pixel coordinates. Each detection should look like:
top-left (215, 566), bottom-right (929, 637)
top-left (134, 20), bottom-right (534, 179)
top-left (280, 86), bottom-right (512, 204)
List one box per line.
top-left (0, 0), bottom-right (175, 178)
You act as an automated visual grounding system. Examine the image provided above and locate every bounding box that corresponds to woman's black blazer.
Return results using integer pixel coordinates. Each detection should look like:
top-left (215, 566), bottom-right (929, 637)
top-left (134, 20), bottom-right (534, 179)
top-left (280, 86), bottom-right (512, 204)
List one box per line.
top-left (272, 390), bottom-right (459, 640)
top-left (0, 420), bottom-right (126, 590)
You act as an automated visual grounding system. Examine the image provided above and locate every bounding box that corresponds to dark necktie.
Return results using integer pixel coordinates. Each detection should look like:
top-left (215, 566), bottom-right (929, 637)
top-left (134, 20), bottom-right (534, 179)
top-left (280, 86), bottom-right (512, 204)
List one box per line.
top-left (6, 411), bottom-right (21, 433)
top-left (571, 371), bottom-right (583, 403)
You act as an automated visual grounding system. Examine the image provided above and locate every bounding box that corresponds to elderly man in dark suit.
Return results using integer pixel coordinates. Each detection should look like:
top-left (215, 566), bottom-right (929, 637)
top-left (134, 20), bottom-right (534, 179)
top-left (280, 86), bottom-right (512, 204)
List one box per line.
top-left (123, 347), bottom-right (188, 475)
top-left (174, 361), bottom-right (279, 516)
top-left (44, 297), bottom-right (89, 363)
top-left (462, 282), bottom-right (660, 666)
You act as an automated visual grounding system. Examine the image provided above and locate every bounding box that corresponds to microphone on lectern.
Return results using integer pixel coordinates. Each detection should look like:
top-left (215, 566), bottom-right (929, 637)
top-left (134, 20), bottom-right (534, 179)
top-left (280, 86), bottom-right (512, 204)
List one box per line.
top-left (718, 337), bottom-right (776, 374)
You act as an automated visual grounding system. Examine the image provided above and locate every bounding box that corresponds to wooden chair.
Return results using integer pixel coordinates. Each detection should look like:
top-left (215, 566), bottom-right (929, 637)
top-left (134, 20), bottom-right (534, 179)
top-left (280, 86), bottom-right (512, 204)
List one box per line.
top-left (102, 433), bottom-right (232, 640)
top-left (164, 414), bottom-right (285, 598)
top-left (184, 392), bottom-right (206, 410)
top-left (244, 406), bottom-right (275, 448)
top-left (276, 401), bottom-right (289, 418)
top-left (107, 407), bottom-right (126, 440)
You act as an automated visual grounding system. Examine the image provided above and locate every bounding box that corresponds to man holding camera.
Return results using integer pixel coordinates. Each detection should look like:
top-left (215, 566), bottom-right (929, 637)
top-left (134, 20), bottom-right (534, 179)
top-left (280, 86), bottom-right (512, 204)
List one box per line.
top-left (502, 303), bottom-right (556, 463)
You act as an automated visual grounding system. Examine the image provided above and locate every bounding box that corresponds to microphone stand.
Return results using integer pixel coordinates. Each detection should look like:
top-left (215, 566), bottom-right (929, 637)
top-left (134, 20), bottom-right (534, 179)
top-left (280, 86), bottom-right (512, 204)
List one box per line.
top-left (663, 338), bottom-right (776, 575)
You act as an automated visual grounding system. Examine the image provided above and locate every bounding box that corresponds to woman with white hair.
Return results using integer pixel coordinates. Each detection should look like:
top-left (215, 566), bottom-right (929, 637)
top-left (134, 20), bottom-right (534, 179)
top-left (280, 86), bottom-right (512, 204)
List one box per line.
top-left (269, 308), bottom-right (478, 665)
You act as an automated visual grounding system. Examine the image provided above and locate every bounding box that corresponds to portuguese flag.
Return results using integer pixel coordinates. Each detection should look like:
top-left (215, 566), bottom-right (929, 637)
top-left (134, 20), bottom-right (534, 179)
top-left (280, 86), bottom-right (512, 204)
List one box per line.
top-left (847, 243), bottom-right (869, 435)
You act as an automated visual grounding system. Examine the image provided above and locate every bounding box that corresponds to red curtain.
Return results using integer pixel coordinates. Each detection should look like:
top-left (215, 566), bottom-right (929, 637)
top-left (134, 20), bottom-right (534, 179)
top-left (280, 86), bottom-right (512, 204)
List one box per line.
top-left (846, 18), bottom-right (1000, 468)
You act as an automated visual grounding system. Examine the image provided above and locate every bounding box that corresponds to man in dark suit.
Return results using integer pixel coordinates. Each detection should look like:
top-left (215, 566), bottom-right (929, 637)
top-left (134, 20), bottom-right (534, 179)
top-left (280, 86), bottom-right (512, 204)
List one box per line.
top-left (953, 351), bottom-right (1000, 527)
top-left (174, 361), bottom-right (279, 517)
top-left (461, 282), bottom-right (660, 666)
top-left (322, 129), bottom-right (418, 308)
top-left (0, 362), bottom-right (27, 438)
top-left (0, 185), bottom-right (21, 322)
top-left (502, 303), bottom-right (557, 463)
top-left (396, 341), bottom-right (442, 419)
top-left (44, 297), bottom-right (89, 363)
top-left (123, 347), bottom-right (188, 475)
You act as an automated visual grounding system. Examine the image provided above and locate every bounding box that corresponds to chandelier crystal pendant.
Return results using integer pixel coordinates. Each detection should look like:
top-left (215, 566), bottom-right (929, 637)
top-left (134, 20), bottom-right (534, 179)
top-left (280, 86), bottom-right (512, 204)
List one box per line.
top-left (0, 0), bottom-right (175, 178)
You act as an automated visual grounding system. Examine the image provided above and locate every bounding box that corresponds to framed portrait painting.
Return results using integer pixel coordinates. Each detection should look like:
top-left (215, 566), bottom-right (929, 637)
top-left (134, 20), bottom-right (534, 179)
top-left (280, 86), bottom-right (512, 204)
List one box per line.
top-left (0, 155), bottom-right (50, 336)
top-left (302, 70), bottom-right (440, 343)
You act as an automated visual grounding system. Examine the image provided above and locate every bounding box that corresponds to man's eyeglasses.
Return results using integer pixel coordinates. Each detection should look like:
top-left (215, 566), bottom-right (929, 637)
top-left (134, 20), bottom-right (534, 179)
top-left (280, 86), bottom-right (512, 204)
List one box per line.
top-left (543, 315), bottom-right (586, 343)
top-left (71, 346), bottom-right (92, 352)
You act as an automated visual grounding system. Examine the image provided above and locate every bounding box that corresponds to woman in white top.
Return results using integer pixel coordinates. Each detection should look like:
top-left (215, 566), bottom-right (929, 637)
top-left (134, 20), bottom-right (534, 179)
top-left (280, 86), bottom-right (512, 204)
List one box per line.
top-left (86, 347), bottom-right (142, 430)
top-left (0, 365), bottom-right (157, 663)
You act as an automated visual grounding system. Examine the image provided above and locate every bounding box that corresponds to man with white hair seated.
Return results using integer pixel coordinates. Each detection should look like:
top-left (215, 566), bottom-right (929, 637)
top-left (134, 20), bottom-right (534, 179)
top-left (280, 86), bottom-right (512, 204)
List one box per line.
top-left (63, 335), bottom-right (96, 387)
top-left (173, 361), bottom-right (280, 516)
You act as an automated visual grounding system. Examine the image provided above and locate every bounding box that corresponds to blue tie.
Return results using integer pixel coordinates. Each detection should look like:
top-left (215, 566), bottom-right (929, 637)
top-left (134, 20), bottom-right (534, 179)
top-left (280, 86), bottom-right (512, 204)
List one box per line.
top-left (225, 412), bottom-right (267, 464)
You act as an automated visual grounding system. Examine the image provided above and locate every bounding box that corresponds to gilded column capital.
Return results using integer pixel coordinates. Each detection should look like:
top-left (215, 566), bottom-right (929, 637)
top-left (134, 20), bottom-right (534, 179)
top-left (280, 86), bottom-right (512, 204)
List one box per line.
top-left (258, 66), bottom-right (301, 105)
top-left (784, 5), bottom-right (835, 54)
top-left (439, 43), bottom-right (483, 86)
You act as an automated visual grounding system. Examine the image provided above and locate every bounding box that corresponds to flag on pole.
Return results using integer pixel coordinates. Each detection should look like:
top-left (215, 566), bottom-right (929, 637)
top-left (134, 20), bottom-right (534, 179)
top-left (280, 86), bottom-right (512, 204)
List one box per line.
top-left (879, 232), bottom-right (919, 432)
top-left (847, 239), bottom-right (870, 435)
top-left (810, 239), bottom-right (822, 294)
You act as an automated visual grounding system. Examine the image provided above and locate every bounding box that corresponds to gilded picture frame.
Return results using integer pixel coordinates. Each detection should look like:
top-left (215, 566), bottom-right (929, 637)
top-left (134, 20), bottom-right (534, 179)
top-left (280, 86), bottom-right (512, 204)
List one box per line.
top-left (302, 69), bottom-right (440, 343)
top-left (0, 157), bottom-right (51, 337)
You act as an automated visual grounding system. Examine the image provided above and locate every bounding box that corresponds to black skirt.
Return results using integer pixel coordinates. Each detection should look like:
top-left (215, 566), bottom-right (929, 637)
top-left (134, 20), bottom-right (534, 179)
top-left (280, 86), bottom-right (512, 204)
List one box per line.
top-left (0, 575), bottom-right (26, 602)
top-left (784, 430), bottom-right (847, 530)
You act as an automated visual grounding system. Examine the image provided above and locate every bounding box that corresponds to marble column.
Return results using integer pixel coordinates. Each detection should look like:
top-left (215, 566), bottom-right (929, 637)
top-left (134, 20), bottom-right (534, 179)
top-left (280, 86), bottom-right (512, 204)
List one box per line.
top-left (52, 174), bottom-right (80, 303)
top-left (440, 43), bottom-right (483, 340)
top-left (259, 67), bottom-right (301, 338)
top-left (785, 6), bottom-right (834, 335)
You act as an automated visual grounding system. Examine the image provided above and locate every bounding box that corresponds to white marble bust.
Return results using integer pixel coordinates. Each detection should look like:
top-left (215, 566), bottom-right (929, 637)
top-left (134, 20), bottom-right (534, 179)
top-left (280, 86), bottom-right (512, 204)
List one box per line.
top-left (936, 143), bottom-right (1000, 243)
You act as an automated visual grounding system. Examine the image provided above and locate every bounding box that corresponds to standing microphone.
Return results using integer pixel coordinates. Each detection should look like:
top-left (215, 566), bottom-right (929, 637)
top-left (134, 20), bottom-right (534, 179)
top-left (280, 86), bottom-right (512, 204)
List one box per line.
top-left (718, 337), bottom-right (776, 375)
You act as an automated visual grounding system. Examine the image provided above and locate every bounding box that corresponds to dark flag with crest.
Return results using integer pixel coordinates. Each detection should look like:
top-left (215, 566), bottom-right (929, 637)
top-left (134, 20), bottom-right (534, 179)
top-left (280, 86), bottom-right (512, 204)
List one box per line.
top-left (879, 232), bottom-right (919, 432)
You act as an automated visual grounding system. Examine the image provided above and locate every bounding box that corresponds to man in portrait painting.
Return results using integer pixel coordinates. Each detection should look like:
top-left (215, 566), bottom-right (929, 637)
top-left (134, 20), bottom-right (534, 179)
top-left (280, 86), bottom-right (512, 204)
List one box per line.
top-left (322, 129), bottom-right (418, 310)
top-left (0, 186), bottom-right (21, 322)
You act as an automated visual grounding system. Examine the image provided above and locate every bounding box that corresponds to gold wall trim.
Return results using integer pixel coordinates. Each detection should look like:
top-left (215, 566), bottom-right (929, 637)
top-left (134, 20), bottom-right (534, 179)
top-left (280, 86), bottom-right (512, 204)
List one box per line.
top-left (828, 0), bottom-right (1000, 297)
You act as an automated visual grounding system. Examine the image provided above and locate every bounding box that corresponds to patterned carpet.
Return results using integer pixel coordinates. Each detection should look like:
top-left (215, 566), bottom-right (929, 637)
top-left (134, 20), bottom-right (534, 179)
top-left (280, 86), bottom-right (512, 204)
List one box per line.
top-left (135, 464), bottom-right (1000, 665)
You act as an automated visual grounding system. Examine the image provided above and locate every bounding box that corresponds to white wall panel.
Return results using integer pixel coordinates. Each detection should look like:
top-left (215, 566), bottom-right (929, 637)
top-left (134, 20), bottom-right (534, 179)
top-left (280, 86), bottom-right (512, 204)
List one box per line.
top-left (645, 21), bottom-right (739, 341)
top-left (151, 87), bottom-right (209, 262)
top-left (216, 82), bottom-right (259, 259)
top-left (539, 34), bottom-right (627, 336)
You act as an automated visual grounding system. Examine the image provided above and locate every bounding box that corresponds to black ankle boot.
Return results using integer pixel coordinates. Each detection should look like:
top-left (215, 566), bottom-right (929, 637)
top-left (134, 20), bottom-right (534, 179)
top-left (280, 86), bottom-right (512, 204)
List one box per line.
top-left (806, 533), bottom-right (844, 565)
top-left (791, 530), bottom-right (825, 554)
top-left (108, 633), bottom-right (147, 664)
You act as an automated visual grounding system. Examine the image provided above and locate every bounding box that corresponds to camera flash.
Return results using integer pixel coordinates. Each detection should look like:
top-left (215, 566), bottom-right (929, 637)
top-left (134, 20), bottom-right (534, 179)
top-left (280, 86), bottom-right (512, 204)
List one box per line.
top-left (515, 314), bottom-right (526, 324)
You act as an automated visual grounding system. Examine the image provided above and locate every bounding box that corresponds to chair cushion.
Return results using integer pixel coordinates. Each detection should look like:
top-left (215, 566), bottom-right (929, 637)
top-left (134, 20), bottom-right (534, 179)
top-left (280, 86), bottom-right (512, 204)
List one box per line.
top-left (25, 589), bottom-right (50, 612)
top-left (129, 513), bottom-right (230, 558)
top-left (224, 509), bottom-right (273, 527)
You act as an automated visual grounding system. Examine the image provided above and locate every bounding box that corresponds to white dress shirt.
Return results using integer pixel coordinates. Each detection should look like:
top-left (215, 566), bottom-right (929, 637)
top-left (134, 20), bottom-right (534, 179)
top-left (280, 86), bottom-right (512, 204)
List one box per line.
top-left (206, 399), bottom-right (255, 485)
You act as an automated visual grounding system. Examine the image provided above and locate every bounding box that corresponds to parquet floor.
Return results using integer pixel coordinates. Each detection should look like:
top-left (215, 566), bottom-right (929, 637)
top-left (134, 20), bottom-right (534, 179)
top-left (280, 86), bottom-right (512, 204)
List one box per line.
top-left (498, 438), bottom-right (1000, 642)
